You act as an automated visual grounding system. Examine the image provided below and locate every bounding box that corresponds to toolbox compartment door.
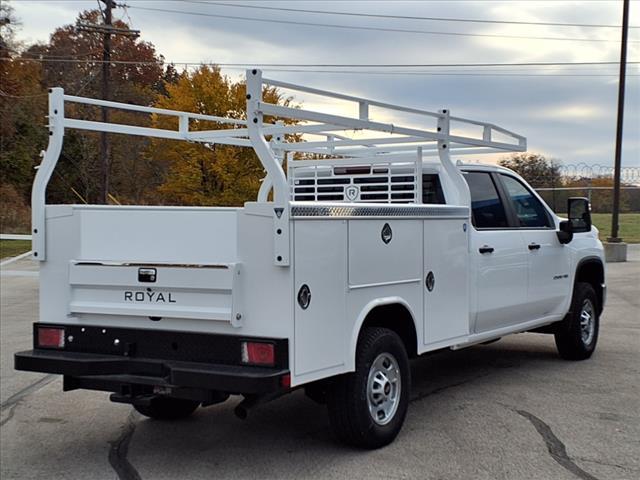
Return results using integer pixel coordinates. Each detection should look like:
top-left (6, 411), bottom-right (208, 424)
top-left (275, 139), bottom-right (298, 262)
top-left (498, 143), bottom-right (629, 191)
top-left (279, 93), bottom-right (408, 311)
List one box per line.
top-left (68, 261), bottom-right (243, 327)
top-left (293, 220), bottom-right (348, 377)
top-left (423, 218), bottom-right (469, 344)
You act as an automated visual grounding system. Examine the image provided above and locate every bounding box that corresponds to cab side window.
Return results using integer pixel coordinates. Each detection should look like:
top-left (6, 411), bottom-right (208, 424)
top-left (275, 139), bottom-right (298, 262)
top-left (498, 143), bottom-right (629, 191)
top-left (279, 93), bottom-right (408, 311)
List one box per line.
top-left (422, 174), bottom-right (446, 204)
top-left (499, 174), bottom-right (552, 228)
top-left (463, 172), bottom-right (508, 228)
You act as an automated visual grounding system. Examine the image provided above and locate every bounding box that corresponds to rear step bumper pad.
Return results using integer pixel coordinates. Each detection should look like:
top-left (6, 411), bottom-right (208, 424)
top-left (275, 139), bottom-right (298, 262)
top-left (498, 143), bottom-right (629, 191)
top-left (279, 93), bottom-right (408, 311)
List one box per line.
top-left (15, 349), bottom-right (288, 394)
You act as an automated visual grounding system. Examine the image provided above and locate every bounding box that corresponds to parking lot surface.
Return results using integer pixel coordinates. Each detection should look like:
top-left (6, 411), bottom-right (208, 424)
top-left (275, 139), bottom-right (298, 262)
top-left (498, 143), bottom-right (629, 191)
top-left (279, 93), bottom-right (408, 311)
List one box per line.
top-left (1, 250), bottom-right (639, 480)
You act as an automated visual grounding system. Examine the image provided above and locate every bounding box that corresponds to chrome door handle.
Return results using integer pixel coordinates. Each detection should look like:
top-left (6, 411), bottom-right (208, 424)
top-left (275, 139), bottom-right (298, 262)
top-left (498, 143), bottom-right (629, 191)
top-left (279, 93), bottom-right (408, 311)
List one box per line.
top-left (528, 243), bottom-right (541, 251)
top-left (479, 246), bottom-right (494, 254)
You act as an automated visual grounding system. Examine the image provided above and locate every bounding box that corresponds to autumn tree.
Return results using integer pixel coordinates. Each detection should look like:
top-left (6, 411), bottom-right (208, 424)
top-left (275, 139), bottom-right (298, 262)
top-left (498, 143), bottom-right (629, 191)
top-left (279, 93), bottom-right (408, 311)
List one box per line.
top-left (499, 153), bottom-right (561, 188)
top-left (2, 8), bottom-right (299, 220)
top-left (1, 44), bottom-right (46, 195)
top-left (15, 9), bottom-right (166, 204)
top-left (27, 10), bottom-right (163, 104)
top-left (556, 176), bottom-right (635, 213)
top-left (1, 4), bottom-right (47, 231)
top-left (147, 65), bottom-right (295, 206)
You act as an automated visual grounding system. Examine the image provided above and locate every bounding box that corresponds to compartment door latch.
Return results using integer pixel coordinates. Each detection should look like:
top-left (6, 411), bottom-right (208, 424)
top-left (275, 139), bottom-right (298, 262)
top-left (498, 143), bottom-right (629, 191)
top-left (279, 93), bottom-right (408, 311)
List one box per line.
top-left (138, 268), bottom-right (157, 283)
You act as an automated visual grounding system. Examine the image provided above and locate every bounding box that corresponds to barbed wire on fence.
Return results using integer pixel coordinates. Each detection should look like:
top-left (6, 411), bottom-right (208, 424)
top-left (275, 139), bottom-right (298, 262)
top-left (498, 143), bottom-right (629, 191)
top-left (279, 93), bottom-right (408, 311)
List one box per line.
top-left (495, 162), bottom-right (640, 186)
top-left (520, 163), bottom-right (640, 213)
top-left (556, 163), bottom-right (640, 183)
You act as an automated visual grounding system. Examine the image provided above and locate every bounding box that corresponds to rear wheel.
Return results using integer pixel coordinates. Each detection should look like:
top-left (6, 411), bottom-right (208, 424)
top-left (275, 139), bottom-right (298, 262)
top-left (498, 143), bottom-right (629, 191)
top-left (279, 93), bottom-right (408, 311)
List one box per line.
top-left (554, 282), bottom-right (599, 360)
top-left (326, 327), bottom-right (410, 449)
top-left (134, 397), bottom-right (200, 420)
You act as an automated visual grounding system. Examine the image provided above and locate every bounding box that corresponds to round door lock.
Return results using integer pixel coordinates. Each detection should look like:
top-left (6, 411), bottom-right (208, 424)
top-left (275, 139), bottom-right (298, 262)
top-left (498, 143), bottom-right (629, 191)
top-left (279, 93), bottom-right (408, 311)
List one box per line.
top-left (425, 271), bottom-right (435, 292)
top-left (297, 284), bottom-right (311, 309)
top-left (381, 223), bottom-right (393, 244)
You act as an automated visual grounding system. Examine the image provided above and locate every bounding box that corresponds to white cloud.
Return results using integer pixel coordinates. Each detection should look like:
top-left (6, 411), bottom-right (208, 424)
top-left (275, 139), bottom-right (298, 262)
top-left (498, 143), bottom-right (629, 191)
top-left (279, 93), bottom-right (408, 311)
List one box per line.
top-left (534, 103), bottom-right (609, 121)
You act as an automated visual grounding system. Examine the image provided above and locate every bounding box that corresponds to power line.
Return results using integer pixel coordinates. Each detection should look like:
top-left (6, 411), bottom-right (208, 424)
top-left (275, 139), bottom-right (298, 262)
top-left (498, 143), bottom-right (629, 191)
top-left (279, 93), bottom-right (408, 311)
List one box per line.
top-left (75, 65), bottom-right (102, 95)
top-left (215, 70), bottom-right (640, 77)
top-left (5, 58), bottom-right (639, 77)
top-left (123, 4), bottom-right (638, 43)
top-left (174, 0), bottom-right (640, 30)
top-left (76, 22), bottom-right (140, 37)
top-left (5, 58), bottom-right (638, 68)
top-left (7, 46), bottom-right (104, 59)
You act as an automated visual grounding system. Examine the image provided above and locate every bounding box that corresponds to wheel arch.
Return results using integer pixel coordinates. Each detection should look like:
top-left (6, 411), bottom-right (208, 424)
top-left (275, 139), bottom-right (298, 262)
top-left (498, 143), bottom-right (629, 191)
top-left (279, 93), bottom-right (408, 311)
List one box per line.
top-left (575, 256), bottom-right (605, 314)
top-left (348, 297), bottom-right (419, 370)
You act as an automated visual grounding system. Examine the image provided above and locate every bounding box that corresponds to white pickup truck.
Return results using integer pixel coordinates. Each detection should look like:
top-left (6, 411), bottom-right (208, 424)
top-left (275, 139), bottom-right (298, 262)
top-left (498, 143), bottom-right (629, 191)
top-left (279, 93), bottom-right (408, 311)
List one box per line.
top-left (16, 70), bottom-right (606, 448)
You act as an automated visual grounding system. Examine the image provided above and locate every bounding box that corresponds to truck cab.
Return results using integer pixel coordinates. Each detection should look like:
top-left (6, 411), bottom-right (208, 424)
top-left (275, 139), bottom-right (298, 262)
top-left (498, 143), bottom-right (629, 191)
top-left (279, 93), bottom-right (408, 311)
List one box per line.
top-left (461, 164), bottom-right (604, 337)
top-left (15, 70), bottom-right (605, 449)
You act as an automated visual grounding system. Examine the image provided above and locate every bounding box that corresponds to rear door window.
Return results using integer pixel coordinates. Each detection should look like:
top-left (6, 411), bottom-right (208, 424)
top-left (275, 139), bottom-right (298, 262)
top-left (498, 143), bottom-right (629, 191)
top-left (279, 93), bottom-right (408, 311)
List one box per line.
top-left (463, 172), bottom-right (509, 229)
top-left (499, 174), bottom-right (552, 228)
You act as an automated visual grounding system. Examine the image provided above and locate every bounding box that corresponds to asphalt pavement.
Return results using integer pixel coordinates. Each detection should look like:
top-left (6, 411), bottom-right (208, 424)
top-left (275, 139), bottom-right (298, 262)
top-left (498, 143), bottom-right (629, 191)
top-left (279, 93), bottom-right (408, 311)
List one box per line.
top-left (1, 249), bottom-right (639, 479)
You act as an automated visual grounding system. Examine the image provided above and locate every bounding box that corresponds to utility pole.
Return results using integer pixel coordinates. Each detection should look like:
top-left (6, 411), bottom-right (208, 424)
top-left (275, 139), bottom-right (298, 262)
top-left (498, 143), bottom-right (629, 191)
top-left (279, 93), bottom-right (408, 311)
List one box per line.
top-left (609, 0), bottom-right (629, 242)
top-left (76, 1), bottom-right (139, 204)
top-left (100, 0), bottom-right (113, 205)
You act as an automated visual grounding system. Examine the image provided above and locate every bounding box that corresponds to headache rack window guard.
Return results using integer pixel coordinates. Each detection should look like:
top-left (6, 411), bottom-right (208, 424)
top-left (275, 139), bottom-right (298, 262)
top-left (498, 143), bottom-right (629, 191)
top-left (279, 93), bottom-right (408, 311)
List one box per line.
top-left (32, 69), bottom-right (526, 263)
top-left (288, 152), bottom-right (424, 204)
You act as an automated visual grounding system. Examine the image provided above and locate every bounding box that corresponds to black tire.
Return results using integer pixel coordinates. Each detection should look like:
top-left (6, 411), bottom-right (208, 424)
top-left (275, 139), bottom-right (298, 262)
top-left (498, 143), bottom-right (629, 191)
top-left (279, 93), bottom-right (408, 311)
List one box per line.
top-left (554, 282), bottom-right (599, 360)
top-left (326, 327), bottom-right (410, 449)
top-left (134, 397), bottom-right (200, 420)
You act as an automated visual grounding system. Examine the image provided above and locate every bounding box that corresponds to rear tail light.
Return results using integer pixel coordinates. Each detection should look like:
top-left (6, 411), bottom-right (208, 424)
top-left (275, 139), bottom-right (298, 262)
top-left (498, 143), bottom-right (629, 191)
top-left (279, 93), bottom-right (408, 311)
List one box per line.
top-left (37, 327), bottom-right (65, 349)
top-left (241, 341), bottom-right (275, 366)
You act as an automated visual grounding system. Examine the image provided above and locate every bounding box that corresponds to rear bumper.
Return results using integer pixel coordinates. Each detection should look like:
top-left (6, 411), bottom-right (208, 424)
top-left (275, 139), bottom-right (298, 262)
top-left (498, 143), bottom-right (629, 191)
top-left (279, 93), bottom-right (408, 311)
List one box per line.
top-left (15, 349), bottom-right (288, 394)
top-left (15, 323), bottom-right (290, 396)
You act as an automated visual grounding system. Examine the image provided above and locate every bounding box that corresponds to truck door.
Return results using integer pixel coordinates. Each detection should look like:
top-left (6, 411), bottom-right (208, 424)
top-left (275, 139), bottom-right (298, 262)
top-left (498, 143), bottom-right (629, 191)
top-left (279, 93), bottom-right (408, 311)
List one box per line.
top-left (463, 171), bottom-right (529, 333)
top-left (497, 173), bottom-right (571, 319)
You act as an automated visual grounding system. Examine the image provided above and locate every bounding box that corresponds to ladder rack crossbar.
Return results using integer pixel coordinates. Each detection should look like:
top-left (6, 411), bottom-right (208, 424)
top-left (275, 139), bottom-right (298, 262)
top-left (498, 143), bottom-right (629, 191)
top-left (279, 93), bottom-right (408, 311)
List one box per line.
top-left (64, 94), bottom-right (247, 126)
top-left (258, 103), bottom-right (524, 151)
top-left (261, 77), bottom-right (526, 150)
top-left (263, 77), bottom-right (443, 120)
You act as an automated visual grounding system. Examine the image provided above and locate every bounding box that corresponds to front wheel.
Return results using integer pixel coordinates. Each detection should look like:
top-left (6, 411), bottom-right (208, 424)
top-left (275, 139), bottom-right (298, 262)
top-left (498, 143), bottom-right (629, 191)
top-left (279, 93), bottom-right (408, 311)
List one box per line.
top-left (326, 327), bottom-right (410, 449)
top-left (134, 397), bottom-right (200, 420)
top-left (554, 282), bottom-right (600, 360)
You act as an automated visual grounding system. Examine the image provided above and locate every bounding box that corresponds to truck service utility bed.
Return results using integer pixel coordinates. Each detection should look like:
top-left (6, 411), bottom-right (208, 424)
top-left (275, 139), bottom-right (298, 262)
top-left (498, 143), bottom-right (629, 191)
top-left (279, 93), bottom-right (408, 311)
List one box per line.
top-left (16, 70), bottom-right (605, 448)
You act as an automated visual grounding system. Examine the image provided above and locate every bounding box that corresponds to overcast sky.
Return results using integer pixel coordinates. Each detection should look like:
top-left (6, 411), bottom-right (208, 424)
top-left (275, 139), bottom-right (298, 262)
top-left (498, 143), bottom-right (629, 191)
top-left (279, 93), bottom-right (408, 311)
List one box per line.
top-left (9, 0), bottom-right (640, 169)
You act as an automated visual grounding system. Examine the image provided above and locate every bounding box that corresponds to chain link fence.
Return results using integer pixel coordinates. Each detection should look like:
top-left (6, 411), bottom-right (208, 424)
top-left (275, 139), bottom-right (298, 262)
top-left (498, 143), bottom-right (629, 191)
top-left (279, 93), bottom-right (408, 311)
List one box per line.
top-left (527, 164), bottom-right (640, 214)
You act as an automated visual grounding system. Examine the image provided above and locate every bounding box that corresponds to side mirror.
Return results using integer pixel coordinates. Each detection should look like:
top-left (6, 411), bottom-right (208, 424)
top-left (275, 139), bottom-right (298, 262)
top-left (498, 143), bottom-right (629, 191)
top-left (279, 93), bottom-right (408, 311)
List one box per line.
top-left (557, 197), bottom-right (592, 244)
top-left (557, 220), bottom-right (573, 244)
top-left (568, 197), bottom-right (592, 233)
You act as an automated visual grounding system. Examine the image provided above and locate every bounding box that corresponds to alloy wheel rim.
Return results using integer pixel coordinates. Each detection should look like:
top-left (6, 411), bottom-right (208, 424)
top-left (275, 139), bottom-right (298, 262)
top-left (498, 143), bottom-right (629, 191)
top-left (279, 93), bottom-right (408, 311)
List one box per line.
top-left (580, 299), bottom-right (595, 345)
top-left (367, 353), bottom-right (401, 426)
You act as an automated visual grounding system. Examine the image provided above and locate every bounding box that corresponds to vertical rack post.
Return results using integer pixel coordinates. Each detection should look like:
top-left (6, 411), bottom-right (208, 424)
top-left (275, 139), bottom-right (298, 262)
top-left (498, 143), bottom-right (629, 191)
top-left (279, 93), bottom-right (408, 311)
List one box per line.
top-left (416, 147), bottom-right (423, 204)
top-left (437, 109), bottom-right (471, 207)
top-left (31, 88), bottom-right (65, 261)
top-left (246, 69), bottom-right (290, 267)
